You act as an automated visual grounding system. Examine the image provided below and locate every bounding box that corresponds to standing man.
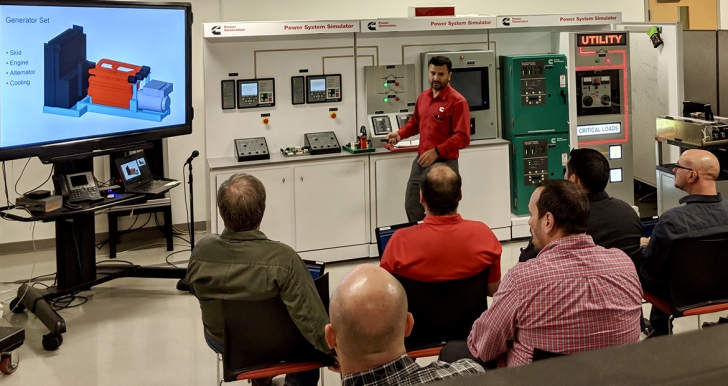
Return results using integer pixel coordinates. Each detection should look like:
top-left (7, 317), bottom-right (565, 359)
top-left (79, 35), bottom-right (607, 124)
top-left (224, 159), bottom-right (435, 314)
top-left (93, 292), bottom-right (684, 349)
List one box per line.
top-left (387, 56), bottom-right (471, 223)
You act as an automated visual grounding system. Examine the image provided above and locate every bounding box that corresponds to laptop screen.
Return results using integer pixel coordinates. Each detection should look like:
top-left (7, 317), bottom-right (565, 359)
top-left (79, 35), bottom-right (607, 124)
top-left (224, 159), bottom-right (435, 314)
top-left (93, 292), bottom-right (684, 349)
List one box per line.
top-left (303, 260), bottom-right (325, 280)
top-left (375, 222), bottom-right (419, 257)
top-left (641, 216), bottom-right (659, 237)
top-left (116, 152), bottom-right (154, 189)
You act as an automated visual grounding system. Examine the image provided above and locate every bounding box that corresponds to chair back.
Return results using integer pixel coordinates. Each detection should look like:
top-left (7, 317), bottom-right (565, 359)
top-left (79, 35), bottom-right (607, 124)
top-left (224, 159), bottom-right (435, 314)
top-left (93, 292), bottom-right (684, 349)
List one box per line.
top-left (222, 273), bottom-right (331, 382)
top-left (395, 268), bottom-right (490, 351)
top-left (668, 233), bottom-right (728, 315)
top-left (532, 348), bottom-right (565, 362)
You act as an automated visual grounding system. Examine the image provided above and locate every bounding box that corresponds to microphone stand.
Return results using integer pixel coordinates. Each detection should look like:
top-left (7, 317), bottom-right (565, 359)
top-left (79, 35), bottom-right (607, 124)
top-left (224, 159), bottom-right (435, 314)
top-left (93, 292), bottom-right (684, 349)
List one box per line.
top-left (176, 157), bottom-right (196, 292)
top-left (188, 158), bottom-right (195, 248)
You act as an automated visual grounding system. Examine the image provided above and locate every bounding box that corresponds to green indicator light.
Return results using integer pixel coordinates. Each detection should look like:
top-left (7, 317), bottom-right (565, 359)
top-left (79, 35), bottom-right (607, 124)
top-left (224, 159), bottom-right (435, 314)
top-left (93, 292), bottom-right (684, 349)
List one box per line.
top-left (595, 59), bottom-right (600, 63)
top-left (383, 97), bottom-right (389, 102)
top-left (383, 83), bottom-right (388, 87)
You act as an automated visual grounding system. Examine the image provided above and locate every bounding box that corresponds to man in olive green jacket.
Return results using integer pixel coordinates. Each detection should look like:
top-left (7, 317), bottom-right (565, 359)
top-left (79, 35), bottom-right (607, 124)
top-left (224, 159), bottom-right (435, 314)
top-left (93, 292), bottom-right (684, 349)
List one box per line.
top-left (187, 173), bottom-right (330, 386)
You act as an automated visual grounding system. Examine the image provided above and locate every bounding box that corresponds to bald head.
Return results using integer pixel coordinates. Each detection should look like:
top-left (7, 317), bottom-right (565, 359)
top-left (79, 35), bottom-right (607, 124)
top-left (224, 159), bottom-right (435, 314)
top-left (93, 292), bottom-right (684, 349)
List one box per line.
top-left (419, 163), bottom-right (462, 216)
top-left (680, 150), bottom-right (720, 180)
top-left (329, 265), bottom-right (409, 357)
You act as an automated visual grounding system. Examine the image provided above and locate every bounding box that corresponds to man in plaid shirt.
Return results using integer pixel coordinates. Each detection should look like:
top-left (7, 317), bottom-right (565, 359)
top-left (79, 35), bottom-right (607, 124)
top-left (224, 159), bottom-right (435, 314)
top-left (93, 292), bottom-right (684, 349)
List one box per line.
top-left (463, 180), bottom-right (642, 367)
top-left (325, 265), bottom-right (484, 385)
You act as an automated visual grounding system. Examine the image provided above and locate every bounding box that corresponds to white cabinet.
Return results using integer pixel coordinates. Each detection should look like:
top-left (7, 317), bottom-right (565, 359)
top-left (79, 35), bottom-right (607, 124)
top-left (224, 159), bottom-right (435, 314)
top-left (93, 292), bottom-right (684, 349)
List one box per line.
top-left (372, 154), bottom-right (413, 228)
top-left (459, 146), bottom-right (511, 230)
top-left (211, 157), bottom-right (369, 254)
top-left (370, 142), bottom-right (511, 237)
top-left (214, 167), bottom-right (294, 246)
top-left (294, 160), bottom-right (368, 251)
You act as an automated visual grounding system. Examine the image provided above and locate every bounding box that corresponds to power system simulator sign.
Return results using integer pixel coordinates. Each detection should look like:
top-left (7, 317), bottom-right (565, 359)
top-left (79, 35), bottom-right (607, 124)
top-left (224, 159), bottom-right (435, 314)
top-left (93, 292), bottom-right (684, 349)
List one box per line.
top-left (577, 33), bottom-right (627, 47)
top-left (577, 123), bottom-right (622, 137)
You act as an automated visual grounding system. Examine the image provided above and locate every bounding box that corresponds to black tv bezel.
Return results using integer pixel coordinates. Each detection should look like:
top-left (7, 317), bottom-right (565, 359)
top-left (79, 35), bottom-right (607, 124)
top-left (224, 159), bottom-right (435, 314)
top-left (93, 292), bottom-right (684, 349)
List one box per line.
top-left (0, 0), bottom-right (194, 162)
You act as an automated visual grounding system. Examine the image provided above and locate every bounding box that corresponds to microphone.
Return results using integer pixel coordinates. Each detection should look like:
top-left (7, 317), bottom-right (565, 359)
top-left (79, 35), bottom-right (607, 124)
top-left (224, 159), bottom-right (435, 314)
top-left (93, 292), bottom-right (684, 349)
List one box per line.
top-left (185, 150), bottom-right (199, 165)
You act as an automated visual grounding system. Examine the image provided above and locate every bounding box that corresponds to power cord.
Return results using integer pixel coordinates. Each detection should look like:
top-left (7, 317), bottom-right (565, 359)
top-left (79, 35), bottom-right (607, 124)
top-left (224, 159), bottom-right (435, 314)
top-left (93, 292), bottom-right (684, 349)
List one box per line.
top-left (13, 158), bottom-right (31, 196)
top-left (165, 249), bottom-right (191, 268)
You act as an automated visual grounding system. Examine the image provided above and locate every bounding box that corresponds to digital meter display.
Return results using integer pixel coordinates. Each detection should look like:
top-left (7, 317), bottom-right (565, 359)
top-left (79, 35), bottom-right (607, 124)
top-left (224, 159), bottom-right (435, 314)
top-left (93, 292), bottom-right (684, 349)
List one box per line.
top-left (310, 79), bottom-right (326, 92)
top-left (240, 83), bottom-right (258, 97)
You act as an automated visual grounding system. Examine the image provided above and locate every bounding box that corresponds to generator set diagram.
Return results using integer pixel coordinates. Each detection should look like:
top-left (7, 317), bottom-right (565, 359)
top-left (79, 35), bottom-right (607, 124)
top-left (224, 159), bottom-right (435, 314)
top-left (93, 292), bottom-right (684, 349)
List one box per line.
top-left (42, 25), bottom-right (173, 122)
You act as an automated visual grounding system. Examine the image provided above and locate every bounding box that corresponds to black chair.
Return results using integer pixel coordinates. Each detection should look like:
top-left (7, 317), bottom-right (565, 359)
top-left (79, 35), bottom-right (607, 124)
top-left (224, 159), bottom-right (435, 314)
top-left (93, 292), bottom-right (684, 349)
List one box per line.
top-left (394, 268), bottom-right (490, 358)
top-left (643, 233), bottom-right (728, 334)
top-left (221, 273), bottom-right (333, 383)
top-left (532, 348), bottom-right (565, 362)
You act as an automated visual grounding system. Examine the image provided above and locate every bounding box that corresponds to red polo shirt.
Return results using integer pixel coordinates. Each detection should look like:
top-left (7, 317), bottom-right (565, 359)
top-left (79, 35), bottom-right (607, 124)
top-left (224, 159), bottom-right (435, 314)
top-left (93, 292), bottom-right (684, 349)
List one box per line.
top-left (380, 214), bottom-right (502, 283)
top-left (398, 83), bottom-right (471, 159)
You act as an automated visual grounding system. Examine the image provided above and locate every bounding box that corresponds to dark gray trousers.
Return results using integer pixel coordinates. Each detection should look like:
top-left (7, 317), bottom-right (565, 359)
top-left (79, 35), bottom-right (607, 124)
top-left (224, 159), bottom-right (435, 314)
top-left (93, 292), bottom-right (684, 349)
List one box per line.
top-left (404, 157), bottom-right (459, 223)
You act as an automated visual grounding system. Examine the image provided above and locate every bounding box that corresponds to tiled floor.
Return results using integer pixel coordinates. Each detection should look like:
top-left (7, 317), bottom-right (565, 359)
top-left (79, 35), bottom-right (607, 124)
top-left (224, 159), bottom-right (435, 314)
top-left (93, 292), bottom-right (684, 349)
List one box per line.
top-left (0, 237), bottom-right (722, 385)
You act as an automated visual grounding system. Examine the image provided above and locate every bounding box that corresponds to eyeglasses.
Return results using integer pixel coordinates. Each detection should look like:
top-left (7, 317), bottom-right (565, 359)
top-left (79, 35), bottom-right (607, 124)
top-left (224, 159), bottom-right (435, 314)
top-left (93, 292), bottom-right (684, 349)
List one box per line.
top-left (673, 163), bottom-right (694, 172)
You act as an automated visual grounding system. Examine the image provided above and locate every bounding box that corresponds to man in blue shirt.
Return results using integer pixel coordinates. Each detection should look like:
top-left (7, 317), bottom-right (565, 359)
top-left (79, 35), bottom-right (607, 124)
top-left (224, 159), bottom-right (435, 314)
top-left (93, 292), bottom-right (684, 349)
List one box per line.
top-left (641, 149), bottom-right (728, 335)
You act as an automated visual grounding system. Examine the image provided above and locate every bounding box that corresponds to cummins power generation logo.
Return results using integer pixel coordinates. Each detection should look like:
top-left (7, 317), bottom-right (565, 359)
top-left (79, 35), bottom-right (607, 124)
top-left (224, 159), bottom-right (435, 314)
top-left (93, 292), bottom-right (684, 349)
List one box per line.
top-left (501, 18), bottom-right (511, 26)
top-left (211, 25), bottom-right (221, 35)
top-left (367, 22), bottom-right (376, 31)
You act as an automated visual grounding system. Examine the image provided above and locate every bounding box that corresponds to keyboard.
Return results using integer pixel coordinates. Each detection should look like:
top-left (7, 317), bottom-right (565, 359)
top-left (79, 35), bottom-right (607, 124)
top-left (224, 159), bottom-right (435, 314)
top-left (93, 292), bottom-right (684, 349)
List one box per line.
top-left (136, 180), bottom-right (167, 192)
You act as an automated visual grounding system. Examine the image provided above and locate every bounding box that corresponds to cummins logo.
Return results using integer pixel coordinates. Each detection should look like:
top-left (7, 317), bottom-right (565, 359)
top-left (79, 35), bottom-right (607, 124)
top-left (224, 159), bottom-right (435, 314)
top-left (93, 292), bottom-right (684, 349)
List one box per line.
top-left (502, 18), bottom-right (511, 26)
top-left (211, 25), bottom-right (221, 35)
top-left (367, 22), bottom-right (376, 31)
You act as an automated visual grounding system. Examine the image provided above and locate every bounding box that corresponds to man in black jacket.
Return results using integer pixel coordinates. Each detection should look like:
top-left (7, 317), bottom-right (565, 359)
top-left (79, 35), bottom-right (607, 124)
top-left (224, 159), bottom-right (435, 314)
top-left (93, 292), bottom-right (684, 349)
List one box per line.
top-left (519, 148), bottom-right (643, 264)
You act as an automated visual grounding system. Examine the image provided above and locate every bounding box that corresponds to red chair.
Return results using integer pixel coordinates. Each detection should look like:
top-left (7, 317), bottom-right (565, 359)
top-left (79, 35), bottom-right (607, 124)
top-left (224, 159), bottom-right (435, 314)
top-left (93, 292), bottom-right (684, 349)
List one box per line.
top-left (219, 273), bottom-right (333, 383)
top-left (642, 234), bottom-right (728, 334)
top-left (394, 268), bottom-right (490, 359)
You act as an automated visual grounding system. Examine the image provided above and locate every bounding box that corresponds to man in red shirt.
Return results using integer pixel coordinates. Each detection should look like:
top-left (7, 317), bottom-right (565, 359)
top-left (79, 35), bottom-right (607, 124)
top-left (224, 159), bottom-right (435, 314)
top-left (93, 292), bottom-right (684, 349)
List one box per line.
top-left (440, 180), bottom-right (642, 367)
top-left (380, 163), bottom-right (501, 294)
top-left (386, 56), bottom-right (471, 223)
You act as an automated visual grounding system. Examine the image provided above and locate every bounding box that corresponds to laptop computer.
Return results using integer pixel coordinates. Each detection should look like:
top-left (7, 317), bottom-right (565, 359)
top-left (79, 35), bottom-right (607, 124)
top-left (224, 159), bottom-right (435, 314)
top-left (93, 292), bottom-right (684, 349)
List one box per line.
top-left (115, 151), bottom-right (180, 195)
top-left (303, 259), bottom-right (325, 280)
top-left (641, 216), bottom-right (659, 237)
top-left (375, 221), bottom-right (420, 257)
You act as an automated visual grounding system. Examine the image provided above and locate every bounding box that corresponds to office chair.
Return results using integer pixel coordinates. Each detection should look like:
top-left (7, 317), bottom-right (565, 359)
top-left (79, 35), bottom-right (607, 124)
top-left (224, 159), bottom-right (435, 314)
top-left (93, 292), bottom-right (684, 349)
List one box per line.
top-left (642, 233), bottom-right (728, 334)
top-left (532, 348), bottom-right (565, 362)
top-left (219, 273), bottom-right (333, 384)
top-left (395, 268), bottom-right (490, 358)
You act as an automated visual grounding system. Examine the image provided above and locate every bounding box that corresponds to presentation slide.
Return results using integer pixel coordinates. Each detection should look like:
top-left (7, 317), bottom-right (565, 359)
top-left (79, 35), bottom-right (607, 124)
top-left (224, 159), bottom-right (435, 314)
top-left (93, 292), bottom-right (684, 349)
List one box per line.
top-left (0, 5), bottom-right (187, 149)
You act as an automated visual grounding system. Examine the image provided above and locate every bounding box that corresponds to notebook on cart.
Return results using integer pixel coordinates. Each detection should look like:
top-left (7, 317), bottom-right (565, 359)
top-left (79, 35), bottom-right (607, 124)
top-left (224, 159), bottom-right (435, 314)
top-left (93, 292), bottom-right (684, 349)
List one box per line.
top-left (115, 151), bottom-right (180, 195)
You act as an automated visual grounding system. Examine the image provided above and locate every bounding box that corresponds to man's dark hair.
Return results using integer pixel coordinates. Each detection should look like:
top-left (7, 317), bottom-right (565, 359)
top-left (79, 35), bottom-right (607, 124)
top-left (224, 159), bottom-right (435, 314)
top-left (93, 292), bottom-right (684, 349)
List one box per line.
top-left (535, 179), bottom-right (589, 235)
top-left (419, 163), bottom-right (461, 216)
top-left (217, 173), bottom-right (266, 232)
top-left (566, 148), bottom-right (609, 193)
top-left (428, 56), bottom-right (452, 73)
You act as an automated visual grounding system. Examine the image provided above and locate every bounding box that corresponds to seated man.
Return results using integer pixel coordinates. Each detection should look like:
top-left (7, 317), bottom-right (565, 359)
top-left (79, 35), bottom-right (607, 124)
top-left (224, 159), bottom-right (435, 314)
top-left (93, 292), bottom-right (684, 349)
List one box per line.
top-left (380, 163), bottom-right (501, 294)
top-left (326, 265), bottom-right (484, 385)
top-left (458, 180), bottom-right (642, 367)
top-left (640, 149), bottom-right (728, 335)
top-left (520, 148), bottom-right (643, 264)
top-left (186, 173), bottom-right (330, 386)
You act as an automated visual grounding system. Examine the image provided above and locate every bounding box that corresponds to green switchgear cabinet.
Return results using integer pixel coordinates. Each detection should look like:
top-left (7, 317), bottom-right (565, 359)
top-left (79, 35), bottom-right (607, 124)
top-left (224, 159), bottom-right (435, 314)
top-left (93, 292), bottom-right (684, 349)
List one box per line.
top-left (500, 54), bottom-right (571, 215)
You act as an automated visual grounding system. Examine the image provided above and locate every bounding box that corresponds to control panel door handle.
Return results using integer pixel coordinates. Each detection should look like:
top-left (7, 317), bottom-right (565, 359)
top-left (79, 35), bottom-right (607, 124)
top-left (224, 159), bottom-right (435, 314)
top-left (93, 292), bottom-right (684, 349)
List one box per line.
top-left (282, 178), bottom-right (286, 183)
top-left (300, 176), bottom-right (304, 182)
top-left (561, 90), bottom-right (567, 105)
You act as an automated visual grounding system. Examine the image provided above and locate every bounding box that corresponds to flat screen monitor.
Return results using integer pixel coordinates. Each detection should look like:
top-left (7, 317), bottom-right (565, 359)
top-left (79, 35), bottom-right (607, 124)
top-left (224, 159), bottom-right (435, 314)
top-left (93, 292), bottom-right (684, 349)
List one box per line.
top-left (0, 1), bottom-right (192, 161)
top-left (449, 68), bottom-right (490, 111)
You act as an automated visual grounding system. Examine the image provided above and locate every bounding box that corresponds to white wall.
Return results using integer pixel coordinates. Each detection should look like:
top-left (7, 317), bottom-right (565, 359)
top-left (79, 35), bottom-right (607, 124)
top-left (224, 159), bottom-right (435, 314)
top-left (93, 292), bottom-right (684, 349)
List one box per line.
top-left (221, 0), bottom-right (646, 22)
top-left (721, 0), bottom-right (728, 28)
top-left (0, 0), bottom-right (645, 247)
